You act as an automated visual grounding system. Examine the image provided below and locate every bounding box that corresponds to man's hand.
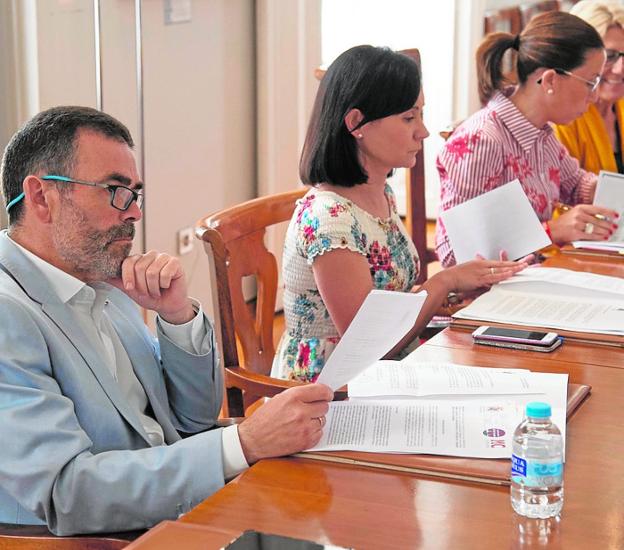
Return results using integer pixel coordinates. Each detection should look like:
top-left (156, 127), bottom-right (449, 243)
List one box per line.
top-left (109, 250), bottom-right (195, 324)
top-left (237, 384), bottom-right (334, 464)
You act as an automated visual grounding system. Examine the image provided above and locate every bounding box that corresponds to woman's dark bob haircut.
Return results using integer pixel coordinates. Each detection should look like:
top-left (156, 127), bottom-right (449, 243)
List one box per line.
top-left (300, 45), bottom-right (421, 187)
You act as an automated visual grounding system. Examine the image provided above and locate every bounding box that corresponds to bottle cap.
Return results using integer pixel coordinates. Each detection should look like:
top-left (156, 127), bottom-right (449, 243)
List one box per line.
top-left (526, 402), bottom-right (551, 418)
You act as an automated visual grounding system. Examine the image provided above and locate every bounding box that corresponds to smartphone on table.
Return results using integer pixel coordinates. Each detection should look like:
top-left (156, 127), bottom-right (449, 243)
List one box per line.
top-left (472, 326), bottom-right (561, 352)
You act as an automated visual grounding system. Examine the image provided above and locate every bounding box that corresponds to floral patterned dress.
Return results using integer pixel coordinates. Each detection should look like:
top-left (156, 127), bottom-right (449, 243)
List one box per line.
top-left (271, 184), bottom-right (420, 382)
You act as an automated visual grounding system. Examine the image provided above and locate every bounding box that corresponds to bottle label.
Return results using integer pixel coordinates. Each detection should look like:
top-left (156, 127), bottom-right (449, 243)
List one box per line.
top-left (511, 454), bottom-right (563, 487)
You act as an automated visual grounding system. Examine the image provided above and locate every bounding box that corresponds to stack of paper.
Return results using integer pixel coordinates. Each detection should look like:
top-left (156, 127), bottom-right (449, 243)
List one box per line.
top-left (452, 267), bottom-right (624, 336)
top-left (305, 286), bottom-right (571, 460)
top-left (309, 361), bottom-right (568, 459)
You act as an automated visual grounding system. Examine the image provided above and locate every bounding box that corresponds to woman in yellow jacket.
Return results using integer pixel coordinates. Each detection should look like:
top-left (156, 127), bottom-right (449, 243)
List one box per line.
top-left (554, 1), bottom-right (624, 174)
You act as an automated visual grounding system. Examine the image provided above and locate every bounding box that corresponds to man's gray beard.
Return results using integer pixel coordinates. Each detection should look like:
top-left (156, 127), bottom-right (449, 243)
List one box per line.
top-left (53, 202), bottom-right (135, 281)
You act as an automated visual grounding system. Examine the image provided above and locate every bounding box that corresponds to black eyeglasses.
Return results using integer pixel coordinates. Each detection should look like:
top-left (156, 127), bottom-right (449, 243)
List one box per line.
top-left (605, 49), bottom-right (624, 65)
top-left (41, 175), bottom-right (144, 212)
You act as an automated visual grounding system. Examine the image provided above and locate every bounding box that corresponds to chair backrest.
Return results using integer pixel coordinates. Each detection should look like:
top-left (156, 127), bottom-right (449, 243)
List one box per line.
top-left (196, 189), bottom-right (307, 415)
top-left (399, 49), bottom-right (437, 284)
top-left (520, 0), bottom-right (561, 27)
top-left (483, 6), bottom-right (522, 35)
top-left (314, 47), bottom-right (435, 284)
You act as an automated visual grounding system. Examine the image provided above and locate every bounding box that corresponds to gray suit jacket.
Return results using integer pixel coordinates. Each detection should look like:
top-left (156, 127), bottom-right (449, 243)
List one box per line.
top-left (0, 231), bottom-right (224, 535)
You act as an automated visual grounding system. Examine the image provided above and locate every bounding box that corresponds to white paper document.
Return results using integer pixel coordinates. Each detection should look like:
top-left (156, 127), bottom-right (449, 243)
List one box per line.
top-left (315, 290), bottom-right (428, 391)
top-left (347, 361), bottom-right (534, 398)
top-left (440, 180), bottom-right (551, 263)
top-left (454, 267), bottom-right (624, 335)
top-left (497, 266), bottom-right (624, 297)
top-left (572, 241), bottom-right (624, 252)
top-left (574, 170), bottom-right (624, 250)
top-left (308, 370), bottom-right (567, 459)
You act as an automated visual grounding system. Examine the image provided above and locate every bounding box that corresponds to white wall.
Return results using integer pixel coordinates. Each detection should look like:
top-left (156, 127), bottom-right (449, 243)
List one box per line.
top-left (256, 0), bottom-right (322, 308)
top-left (320, 0), bottom-right (456, 218)
top-left (139, 0), bottom-right (256, 322)
top-left (1, 0), bottom-right (257, 321)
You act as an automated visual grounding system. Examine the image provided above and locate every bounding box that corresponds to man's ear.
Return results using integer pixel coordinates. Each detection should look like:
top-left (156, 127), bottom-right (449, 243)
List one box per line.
top-left (344, 108), bottom-right (365, 138)
top-left (22, 175), bottom-right (56, 223)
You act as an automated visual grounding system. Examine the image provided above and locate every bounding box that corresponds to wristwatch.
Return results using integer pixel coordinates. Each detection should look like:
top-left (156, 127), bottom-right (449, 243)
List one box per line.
top-left (443, 291), bottom-right (460, 308)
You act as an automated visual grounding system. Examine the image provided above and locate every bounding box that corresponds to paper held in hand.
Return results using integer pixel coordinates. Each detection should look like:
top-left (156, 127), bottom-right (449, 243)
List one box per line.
top-left (440, 179), bottom-right (551, 263)
top-left (315, 289), bottom-right (428, 391)
top-left (573, 170), bottom-right (624, 252)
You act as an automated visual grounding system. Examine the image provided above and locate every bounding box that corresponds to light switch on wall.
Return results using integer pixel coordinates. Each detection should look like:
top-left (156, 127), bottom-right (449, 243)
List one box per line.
top-left (177, 227), bottom-right (194, 255)
top-left (164, 0), bottom-right (192, 25)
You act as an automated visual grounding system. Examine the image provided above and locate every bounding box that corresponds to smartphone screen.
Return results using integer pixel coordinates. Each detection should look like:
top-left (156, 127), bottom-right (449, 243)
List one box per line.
top-left (473, 326), bottom-right (558, 345)
top-left (480, 327), bottom-right (549, 341)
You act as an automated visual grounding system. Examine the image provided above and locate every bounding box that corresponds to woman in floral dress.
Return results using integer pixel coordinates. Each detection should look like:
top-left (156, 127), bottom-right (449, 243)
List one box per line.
top-left (436, 11), bottom-right (619, 267)
top-left (272, 45), bottom-right (529, 382)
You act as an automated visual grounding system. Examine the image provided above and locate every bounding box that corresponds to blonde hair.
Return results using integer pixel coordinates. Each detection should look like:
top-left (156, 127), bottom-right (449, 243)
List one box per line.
top-left (571, 0), bottom-right (624, 37)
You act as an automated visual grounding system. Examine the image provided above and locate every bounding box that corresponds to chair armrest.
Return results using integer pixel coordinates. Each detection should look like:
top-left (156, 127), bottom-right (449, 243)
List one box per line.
top-left (225, 366), bottom-right (303, 397)
top-left (225, 366), bottom-right (348, 401)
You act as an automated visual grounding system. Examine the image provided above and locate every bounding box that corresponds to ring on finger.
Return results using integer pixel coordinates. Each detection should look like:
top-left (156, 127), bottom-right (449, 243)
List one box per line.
top-left (490, 267), bottom-right (495, 276)
top-left (315, 416), bottom-right (326, 429)
top-left (584, 222), bottom-right (594, 235)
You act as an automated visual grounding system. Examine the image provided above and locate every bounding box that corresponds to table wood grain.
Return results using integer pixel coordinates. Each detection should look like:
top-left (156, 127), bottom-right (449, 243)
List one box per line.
top-left (174, 349), bottom-right (624, 550)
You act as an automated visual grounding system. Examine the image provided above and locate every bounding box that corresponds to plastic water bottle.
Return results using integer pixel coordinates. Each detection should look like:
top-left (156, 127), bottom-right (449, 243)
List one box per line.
top-left (510, 402), bottom-right (564, 518)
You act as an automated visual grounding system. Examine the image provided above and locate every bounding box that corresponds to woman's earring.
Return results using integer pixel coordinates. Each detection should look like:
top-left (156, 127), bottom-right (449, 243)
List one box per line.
top-left (547, 89), bottom-right (554, 95)
top-left (356, 133), bottom-right (363, 138)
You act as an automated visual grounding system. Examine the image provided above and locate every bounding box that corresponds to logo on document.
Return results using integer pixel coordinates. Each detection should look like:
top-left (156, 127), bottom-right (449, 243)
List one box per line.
top-left (483, 427), bottom-right (507, 448)
top-left (483, 428), bottom-right (505, 438)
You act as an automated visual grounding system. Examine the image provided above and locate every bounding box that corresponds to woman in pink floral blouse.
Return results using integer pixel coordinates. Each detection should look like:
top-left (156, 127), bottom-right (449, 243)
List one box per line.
top-left (436, 11), bottom-right (620, 267)
top-left (272, 46), bottom-right (529, 382)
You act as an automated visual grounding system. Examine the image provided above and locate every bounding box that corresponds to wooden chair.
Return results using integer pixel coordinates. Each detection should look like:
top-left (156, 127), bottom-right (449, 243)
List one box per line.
top-left (401, 49), bottom-right (438, 284)
top-left (483, 6), bottom-right (522, 35)
top-left (196, 189), bottom-right (308, 417)
top-left (0, 523), bottom-right (133, 549)
top-left (315, 48), bottom-right (436, 284)
top-left (520, 1), bottom-right (561, 27)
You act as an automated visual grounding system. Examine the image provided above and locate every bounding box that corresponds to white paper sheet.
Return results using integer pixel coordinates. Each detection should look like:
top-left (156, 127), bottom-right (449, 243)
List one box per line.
top-left (315, 290), bottom-right (428, 391)
top-left (572, 241), bottom-right (624, 252)
top-left (308, 370), bottom-right (568, 459)
top-left (573, 171), bottom-right (624, 249)
top-left (594, 170), bottom-right (624, 241)
top-left (347, 361), bottom-right (535, 398)
top-left (497, 266), bottom-right (624, 297)
top-left (440, 180), bottom-right (551, 263)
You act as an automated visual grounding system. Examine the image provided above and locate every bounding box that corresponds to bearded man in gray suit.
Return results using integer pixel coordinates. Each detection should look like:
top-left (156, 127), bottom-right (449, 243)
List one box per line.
top-left (0, 106), bottom-right (332, 536)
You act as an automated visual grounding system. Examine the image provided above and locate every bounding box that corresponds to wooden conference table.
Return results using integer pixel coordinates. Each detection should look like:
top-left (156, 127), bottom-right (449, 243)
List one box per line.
top-left (128, 252), bottom-right (624, 550)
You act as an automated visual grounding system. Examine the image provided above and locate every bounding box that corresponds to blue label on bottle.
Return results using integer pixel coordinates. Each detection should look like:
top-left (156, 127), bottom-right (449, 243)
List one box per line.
top-left (511, 454), bottom-right (526, 476)
top-left (511, 454), bottom-right (562, 486)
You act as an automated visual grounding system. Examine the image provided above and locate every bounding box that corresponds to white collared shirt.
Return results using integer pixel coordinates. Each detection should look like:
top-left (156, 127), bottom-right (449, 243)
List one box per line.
top-left (9, 237), bottom-right (248, 480)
